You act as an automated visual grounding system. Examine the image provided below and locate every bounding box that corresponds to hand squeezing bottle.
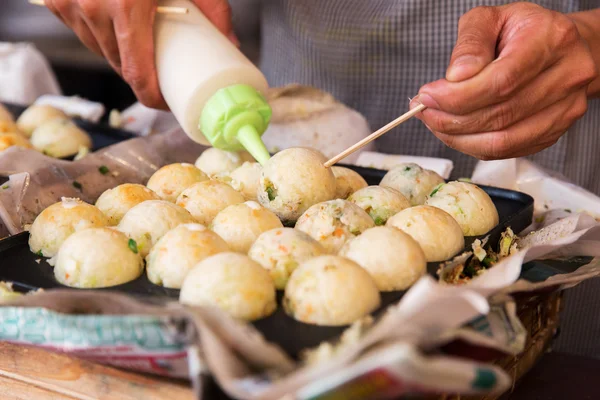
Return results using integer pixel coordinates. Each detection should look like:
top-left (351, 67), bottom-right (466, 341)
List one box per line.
top-left (154, 0), bottom-right (272, 164)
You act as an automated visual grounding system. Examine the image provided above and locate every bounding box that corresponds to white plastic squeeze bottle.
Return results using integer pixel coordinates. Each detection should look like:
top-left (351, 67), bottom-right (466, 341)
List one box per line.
top-left (154, 0), bottom-right (272, 164)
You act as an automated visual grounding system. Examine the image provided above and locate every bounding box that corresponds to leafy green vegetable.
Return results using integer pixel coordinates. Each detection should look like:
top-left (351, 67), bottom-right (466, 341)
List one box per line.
top-left (128, 239), bottom-right (138, 254)
top-left (72, 181), bottom-right (83, 190)
top-left (36, 250), bottom-right (43, 257)
top-left (1, 184), bottom-right (8, 190)
top-left (266, 186), bottom-right (276, 201)
top-left (98, 165), bottom-right (110, 175)
top-left (374, 216), bottom-right (385, 226)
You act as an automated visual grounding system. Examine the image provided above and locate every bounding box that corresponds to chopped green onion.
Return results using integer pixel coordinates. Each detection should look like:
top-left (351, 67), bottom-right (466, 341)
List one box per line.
top-left (128, 239), bottom-right (138, 254)
top-left (429, 183), bottom-right (444, 197)
top-left (266, 186), bottom-right (276, 201)
top-left (98, 165), bottom-right (110, 175)
top-left (564, 209), bottom-right (572, 213)
top-left (1, 184), bottom-right (8, 190)
top-left (374, 216), bottom-right (385, 226)
top-left (36, 250), bottom-right (43, 257)
top-left (404, 166), bottom-right (411, 172)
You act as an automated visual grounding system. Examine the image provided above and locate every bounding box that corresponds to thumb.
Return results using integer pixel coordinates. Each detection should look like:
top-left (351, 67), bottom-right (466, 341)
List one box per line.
top-left (446, 6), bottom-right (503, 82)
top-left (192, 0), bottom-right (234, 37)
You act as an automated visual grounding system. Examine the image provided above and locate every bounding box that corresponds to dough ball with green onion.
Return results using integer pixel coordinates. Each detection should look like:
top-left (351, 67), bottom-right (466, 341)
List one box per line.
top-left (146, 163), bottom-right (209, 202)
top-left (16, 104), bottom-right (68, 137)
top-left (146, 224), bottom-right (229, 289)
top-left (228, 162), bottom-right (262, 201)
top-left (54, 227), bottom-right (143, 288)
top-left (331, 166), bottom-right (368, 199)
top-left (194, 148), bottom-right (253, 178)
top-left (283, 255), bottom-right (380, 326)
top-left (257, 147), bottom-right (336, 224)
top-left (117, 200), bottom-right (195, 257)
top-left (248, 227), bottom-right (326, 289)
top-left (29, 197), bottom-right (109, 258)
top-left (339, 226), bottom-right (426, 291)
top-left (380, 163), bottom-right (444, 206)
top-left (180, 252), bottom-right (276, 321)
top-left (295, 199), bottom-right (374, 253)
top-left (95, 183), bottom-right (161, 225)
top-left (425, 181), bottom-right (499, 236)
top-left (30, 118), bottom-right (92, 158)
top-left (176, 180), bottom-right (245, 226)
top-left (386, 205), bottom-right (464, 262)
top-left (347, 185), bottom-right (410, 226)
top-left (210, 201), bottom-right (283, 253)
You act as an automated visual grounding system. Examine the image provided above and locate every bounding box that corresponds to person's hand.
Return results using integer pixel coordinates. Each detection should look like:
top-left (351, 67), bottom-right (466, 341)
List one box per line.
top-left (410, 2), bottom-right (598, 160)
top-left (45, 0), bottom-right (235, 109)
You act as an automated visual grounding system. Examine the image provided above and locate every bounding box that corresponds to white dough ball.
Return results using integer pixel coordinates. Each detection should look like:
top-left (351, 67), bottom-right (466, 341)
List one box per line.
top-left (380, 163), bottom-right (445, 206)
top-left (283, 255), bottom-right (380, 326)
top-left (257, 148), bottom-right (336, 224)
top-left (386, 205), bottom-right (464, 262)
top-left (248, 227), bottom-right (326, 289)
top-left (339, 226), bottom-right (426, 291)
top-left (348, 185), bottom-right (411, 226)
top-left (146, 163), bottom-right (208, 203)
top-left (425, 181), bottom-right (499, 236)
top-left (176, 180), bottom-right (245, 225)
top-left (295, 199), bottom-right (375, 253)
top-left (16, 104), bottom-right (68, 137)
top-left (29, 197), bottom-right (109, 257)
top-left (30, 118), bottom-right (92, 158)
top-left (210, 201), bottom-right (283, 253)
top-left (228, 162), bottom-right (262, 201)
top-left (331, 166), bottom-right (368, 199)
top-left (54, 227), bottom-right (143, 288)
top-left (194, 148), bottom-right (251, 177)
top-left (180, 252), bottom-right (276, 321)
top-left (0, 132), bottom-right (33, 151)
top-left (117, 200), bottom-right (195, 257)
top-left (95, 184), bottom-right (161, 225)
top-left (146, 223), bottom-right (229, 288)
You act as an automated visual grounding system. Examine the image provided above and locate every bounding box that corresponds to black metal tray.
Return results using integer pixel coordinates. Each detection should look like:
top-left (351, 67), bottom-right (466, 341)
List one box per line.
top-left (0, 165), bottom-right (536, 358)
top-left (2, 102), bottom-right (135, 154)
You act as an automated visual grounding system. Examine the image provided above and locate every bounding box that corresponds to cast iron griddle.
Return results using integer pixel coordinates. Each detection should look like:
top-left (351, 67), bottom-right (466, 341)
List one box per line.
top-left (2, 102), bottom-right (135, 154)
top-left (0, 165), bottom-right (536, 358)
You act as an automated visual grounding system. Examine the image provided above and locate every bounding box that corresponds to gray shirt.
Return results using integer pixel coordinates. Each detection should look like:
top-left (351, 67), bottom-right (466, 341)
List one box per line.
top-left (231, 0), bottom-right (600, 358)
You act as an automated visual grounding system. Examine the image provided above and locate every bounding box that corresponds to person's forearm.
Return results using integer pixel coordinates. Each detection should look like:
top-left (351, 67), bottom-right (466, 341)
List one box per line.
top-left (570, 9), bottom-right (600, 98)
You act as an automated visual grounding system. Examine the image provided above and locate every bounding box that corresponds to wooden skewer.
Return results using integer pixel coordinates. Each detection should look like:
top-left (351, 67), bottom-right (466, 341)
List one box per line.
top-left (28, 0), bottom-right (189, 14)
top-left (323, 103), bottom-right (427, 168)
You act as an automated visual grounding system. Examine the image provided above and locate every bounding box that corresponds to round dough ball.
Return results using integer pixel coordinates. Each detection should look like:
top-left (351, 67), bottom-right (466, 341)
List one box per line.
top-left (295, 199), bottom-right (375, 253)
top-left (425, 181), bottom-right (499, 236)
top-left (228, 162), bottom-right (262, 201)
top-left (16, 104), bottom-right (68, 137)
top-left (210, 201), bottom-right (283, 253)
top-left (257, 148), bottom-right (336, 224)
top-left (248, 227), bottom-right (326, 289)
top-left (30, 118), bottom-right (92, 158)
top-left (117, 200), bottom-right (195, 257)
top-left (332, 166), bottom-right (368, 199)
top-left (176, 180), bottom-right (245, 225)
top-left (146, 163), bottom-right (208, 203)
top-left (348, 185), bottom-right (410, 226)
top-left (29, 197), bottom-right (109, 257)
top-left (0, 133), bottom-right (33, 151)
top-left (194, 148), bottom-right (249, 177)
top-left (95, 183), bottom-right (161, 225)
top-left (283, 255), bottom-right (380, 326)
top-left (54, 227), bottom-right (143, 288)
top-left (146, 223), bottom-right (229, 288)
top-left (180, 252), bottom-right (276, 321)
top-left (339, 226), bottom-right (426, 291)
top-left (380, 163), bottom-right (445, 206)
top-left (386, 205), bottom-right (464, 262)
top-left (0, 104), bottom-right (14, 123)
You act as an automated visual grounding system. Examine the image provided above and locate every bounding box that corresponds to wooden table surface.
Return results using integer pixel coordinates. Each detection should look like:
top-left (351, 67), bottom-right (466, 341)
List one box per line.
top-left (0, 342), bottom-right (194, 400)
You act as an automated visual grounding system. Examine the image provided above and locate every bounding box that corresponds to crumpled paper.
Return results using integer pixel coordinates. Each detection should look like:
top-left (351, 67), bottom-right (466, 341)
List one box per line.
top-left (0, 42), bottom-right (61, 105)
top-left (34, 94), bottom-right (106, 124)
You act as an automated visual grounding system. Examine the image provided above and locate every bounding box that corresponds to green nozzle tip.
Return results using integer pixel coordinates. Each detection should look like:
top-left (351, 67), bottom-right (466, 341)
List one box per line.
top-left (200, 84), bottom-right (272, 163)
